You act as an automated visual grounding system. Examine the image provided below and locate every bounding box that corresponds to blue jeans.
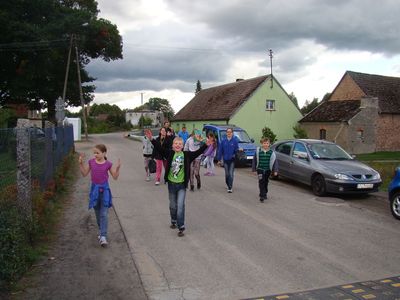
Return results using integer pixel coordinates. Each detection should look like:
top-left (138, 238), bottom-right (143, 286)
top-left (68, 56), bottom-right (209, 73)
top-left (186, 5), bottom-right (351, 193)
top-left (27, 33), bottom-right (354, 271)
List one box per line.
top-left (168, 182), bottom-right (186, 230)
top-left (223, 160), bottom-right (235, 189)
top-left (93, 192), bottom-right (109, 237)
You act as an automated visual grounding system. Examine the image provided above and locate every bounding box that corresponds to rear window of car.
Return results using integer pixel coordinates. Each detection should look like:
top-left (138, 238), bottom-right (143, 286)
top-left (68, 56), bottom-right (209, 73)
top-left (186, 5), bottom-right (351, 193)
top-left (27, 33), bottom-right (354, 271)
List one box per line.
top-left (276, 142), bottom-right (293, 155)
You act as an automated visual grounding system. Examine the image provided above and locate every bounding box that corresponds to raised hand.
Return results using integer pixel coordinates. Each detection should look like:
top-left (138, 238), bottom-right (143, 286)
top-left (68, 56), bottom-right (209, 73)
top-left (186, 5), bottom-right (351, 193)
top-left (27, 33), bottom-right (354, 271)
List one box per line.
top-left (78, 153), bottom-right (85, 164)
top-left (144, 129), bottom-right (153, 140)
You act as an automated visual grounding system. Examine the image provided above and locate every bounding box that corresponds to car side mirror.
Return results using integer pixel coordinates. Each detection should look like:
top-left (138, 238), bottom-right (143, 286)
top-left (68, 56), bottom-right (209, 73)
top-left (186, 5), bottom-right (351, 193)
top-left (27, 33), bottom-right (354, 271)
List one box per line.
top-left (298, 152), bottom-right (309, 161)
top-left (250, 138), bottom-right (254, 143)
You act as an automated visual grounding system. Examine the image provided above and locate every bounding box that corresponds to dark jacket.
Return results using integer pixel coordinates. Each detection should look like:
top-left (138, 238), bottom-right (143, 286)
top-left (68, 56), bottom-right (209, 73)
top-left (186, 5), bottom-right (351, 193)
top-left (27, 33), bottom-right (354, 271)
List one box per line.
top-left (152, 135), bottom-right (172, 160)
top-left (151, 139), bottom-right (207, 188)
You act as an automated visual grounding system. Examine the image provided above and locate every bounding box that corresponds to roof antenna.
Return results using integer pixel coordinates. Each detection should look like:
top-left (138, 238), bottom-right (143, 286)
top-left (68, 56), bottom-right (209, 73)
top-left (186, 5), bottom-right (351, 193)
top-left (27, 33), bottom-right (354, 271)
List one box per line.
top-left (269, 49), bottom-right (273, 88)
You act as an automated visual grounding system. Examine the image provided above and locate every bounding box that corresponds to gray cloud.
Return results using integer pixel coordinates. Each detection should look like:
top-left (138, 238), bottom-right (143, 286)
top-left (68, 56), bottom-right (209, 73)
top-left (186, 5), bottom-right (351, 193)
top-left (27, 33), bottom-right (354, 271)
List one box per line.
top-left (90, 0), bottom-right (400, 104)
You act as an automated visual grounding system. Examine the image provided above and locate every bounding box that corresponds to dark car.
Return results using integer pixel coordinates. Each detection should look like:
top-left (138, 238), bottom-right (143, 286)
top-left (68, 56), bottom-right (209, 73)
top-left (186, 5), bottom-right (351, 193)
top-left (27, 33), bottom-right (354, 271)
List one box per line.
top-left (388, 167), bottom-right (400, 220)
top-left (271, 139), bottom-right (382, 196)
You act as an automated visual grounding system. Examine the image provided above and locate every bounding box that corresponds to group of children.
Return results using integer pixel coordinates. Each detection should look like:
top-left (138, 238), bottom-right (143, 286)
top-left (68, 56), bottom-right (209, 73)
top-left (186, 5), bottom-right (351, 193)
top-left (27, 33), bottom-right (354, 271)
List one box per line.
top-left (79, 126), bottom-right (277, 246)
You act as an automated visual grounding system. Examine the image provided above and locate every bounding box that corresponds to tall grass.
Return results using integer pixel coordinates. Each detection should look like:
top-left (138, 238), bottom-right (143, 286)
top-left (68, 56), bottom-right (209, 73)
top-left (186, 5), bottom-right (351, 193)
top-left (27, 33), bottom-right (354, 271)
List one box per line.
top-left (355, 152), bottom-right (400, 191)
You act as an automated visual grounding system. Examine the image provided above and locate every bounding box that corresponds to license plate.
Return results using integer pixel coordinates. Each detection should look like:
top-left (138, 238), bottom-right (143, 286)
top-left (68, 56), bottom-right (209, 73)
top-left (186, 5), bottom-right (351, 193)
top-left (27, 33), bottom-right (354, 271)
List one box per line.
top-left (246, 156), bottom-right (253, 160)
top-left (357, 183), bottom-right (374, 189)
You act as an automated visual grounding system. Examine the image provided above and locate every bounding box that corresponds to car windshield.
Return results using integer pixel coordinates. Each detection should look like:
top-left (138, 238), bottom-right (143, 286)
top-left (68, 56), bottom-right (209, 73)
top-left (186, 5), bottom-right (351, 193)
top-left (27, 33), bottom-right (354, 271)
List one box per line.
top-left (220, 130), bottom-right (252, 143)
top-left (308, 143), bottom-right (352, 160)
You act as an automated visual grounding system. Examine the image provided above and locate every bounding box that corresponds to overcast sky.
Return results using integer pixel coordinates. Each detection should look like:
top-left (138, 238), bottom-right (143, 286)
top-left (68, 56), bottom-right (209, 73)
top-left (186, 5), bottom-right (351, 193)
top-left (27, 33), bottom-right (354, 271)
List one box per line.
top-left (86, 0), bottom-right (400, 113)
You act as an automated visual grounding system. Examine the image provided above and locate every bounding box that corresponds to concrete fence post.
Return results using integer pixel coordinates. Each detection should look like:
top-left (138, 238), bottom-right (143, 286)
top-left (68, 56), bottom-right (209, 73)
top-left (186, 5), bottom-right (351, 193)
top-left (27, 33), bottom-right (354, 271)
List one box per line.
top-left (16, 118), bottom-right (32, 220)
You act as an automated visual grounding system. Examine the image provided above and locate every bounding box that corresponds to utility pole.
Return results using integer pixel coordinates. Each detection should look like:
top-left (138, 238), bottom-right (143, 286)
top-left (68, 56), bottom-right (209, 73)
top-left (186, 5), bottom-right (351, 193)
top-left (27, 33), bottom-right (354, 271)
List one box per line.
top-left (269, 49), bottom-right (273, 88)
top-left (62, 34), bottom-right (73, 103)
top-left (74, 39), bottom-right (89, 140)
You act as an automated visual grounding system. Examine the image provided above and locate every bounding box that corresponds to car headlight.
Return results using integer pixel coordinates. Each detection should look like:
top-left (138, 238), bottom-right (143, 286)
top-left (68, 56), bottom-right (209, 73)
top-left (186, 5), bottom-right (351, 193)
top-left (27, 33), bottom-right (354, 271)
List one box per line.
top-left (372, 173), bottom-right (381, 180)
top-left (334, 173), bottom-right (353, 180)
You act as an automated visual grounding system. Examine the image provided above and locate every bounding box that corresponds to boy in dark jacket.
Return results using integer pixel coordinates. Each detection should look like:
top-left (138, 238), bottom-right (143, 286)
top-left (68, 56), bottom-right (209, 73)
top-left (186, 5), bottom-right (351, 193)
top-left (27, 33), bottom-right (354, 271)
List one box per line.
top-left (146, 131), bottom-right (211, 236)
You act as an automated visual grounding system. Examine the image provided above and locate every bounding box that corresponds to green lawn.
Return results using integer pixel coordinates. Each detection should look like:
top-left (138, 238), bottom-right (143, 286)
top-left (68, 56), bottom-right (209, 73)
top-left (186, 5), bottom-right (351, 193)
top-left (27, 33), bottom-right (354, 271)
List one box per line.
top-left (355, 151), bottom-right (400, 161)
top-left (355, 152), bottom-right (400, 191)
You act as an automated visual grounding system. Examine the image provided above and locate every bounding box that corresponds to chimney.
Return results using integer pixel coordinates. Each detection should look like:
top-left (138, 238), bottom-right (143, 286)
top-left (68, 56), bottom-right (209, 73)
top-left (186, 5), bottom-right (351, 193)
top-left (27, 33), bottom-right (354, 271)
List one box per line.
top-left (236, 78), bottom-right (244, 82)
top-left (360, 97), bottom-right (379, 109)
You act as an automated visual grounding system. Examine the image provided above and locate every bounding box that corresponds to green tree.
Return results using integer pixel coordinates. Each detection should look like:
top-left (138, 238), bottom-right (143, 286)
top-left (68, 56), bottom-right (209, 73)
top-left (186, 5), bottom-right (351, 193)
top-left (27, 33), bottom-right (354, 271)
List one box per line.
top-left (89, 103), bottom-right (122, 116)
top-left (293, 124), bottom-right (308, 139)
top-left (0, 108), bottom-right (16, 128)
top-left (0, 0), bottom-right (123, 121)
top-left (138, 115), bottom-right (153, 128)
top-left (261, 126), bottom-right (277, 144)
top-left (300, 97), bottom-right (320, 115)
top-left (288, 92), bottom-right (299, 109)
top-left (147, 98), bottom-right (175, 120)
top-left (321, 92), bottom-right (331, 102)
top-left (195, 80), bottom-right (202, 94)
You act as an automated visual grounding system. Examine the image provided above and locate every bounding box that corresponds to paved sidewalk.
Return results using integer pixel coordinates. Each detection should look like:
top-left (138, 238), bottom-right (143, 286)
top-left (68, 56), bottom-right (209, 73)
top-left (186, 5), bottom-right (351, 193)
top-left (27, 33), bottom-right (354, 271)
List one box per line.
top-left (244, 275), bottom-right (400, 299)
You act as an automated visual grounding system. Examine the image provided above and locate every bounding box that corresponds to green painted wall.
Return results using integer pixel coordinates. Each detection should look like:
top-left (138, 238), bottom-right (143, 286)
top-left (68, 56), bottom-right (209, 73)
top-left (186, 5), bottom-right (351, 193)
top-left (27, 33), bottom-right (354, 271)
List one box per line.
top-left (172, 120), bottom-right (226, 134)
top-left (231, 78), bottom-right (302, 145)
top-left (172, 78), bottom-right (302, 145)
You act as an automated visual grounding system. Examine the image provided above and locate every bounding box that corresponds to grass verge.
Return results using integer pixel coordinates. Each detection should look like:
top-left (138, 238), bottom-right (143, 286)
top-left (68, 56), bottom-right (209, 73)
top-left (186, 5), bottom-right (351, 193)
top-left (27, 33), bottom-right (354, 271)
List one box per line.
top-left (0, 151), bottom-right (79, 294)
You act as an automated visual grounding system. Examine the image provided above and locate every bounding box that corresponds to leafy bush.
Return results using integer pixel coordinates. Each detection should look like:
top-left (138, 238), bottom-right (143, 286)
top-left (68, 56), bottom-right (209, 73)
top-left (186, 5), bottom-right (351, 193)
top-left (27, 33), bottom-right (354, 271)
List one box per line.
top-left (0, 152), bottom-right (76, 291)
top-left (261, 126), bottom-right (277, 144)
top-left (0, 198), bottom-right (35, 290)
top-left (293, 125), bottom-right (308, 139)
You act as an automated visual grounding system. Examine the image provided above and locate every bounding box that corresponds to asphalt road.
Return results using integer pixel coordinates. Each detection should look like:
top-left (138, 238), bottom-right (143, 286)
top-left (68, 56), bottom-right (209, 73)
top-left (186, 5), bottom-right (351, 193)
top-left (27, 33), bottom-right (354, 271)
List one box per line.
top-left (78, 132), bottom-right (400, 300)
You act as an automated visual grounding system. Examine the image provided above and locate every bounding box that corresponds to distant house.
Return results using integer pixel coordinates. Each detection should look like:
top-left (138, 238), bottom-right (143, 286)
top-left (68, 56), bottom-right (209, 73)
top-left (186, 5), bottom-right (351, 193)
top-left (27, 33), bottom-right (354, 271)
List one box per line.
top-left (171, 75), bottom-right (302, 144)
top-left (299, 71), bottom-right (400, 154)
top-left (125, 109), bottom-right (163, 127)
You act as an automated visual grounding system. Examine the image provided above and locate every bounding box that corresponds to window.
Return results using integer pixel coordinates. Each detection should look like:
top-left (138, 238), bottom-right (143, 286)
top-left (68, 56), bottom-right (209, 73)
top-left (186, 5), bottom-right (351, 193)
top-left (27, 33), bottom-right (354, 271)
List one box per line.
top-left (276, 141), bottom-right (293, 155)
top-left (319, 129), bottom-right (326, 140)
top-left (292, 142), bottom-right (308, 159)
top-left (266, 99), bottom-right (275, 111)
top-left (357, 129), bottom-right (364, 140)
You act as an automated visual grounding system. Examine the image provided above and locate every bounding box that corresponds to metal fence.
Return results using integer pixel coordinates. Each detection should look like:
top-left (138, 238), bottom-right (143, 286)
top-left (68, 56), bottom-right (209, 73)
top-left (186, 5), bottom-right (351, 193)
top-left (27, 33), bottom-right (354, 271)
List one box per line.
top-left (0, 124), bottom-right (74, 218)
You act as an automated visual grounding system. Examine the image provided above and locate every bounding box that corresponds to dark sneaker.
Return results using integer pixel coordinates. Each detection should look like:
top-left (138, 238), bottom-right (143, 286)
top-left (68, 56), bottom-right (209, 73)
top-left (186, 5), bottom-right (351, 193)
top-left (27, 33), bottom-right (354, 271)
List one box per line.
top-left (190, 185), bottom-right (194, 191)
top-left (197, 181), bottom-right (201, 189)
top-left (178, 230), bottom-right (185, 237)
top-left (170, 223), bottom-right (177, 229)
top-left (260, 198), bottom-right (264, 203)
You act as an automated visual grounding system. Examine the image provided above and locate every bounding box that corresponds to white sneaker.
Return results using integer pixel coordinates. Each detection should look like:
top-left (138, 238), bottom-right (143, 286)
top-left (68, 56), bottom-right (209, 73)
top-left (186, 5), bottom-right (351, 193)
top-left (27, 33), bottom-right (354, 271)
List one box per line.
top-left (155, 181), bottom-right (160, 185)
top-left (227, 189), bottom-right (233, 193)
top-left (99, 236), bottom-right (108, 247)
top-left (146, 176), bottom-right (151, 181)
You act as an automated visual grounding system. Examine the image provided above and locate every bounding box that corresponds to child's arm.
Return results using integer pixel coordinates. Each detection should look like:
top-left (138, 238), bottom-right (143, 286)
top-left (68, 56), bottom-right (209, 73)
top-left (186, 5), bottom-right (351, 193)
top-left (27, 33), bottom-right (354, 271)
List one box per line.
top-left (145, 131), bottom-right (171, 158)
top-left (187, 137), bottom-right (211, 162)
top-left (79, 154), bottom-right (90, 177)
top-left (110, 159), bottom-right (121, 180)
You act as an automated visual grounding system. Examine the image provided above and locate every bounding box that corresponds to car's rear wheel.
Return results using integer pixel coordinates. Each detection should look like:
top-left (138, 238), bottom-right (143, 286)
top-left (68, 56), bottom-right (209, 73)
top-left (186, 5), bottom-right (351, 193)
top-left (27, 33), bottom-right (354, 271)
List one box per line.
top-left (390, 192), bottom-right (400, 220)
top-left (312, 174), bottom-right (326, 196)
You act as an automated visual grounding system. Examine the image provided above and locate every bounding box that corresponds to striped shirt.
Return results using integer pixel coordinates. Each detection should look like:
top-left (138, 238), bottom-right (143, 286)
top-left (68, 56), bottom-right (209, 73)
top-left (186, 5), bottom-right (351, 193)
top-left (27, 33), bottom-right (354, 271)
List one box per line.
top-left (89, 159), bottom-right (112, 184)
top-left (257, 149), bottom-right (272, 171)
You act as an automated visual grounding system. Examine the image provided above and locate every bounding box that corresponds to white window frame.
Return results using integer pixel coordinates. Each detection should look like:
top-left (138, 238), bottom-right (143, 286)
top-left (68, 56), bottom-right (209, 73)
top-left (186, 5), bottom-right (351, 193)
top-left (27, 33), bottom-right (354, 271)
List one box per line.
top-left (266, 99), bottom-right (275, 111)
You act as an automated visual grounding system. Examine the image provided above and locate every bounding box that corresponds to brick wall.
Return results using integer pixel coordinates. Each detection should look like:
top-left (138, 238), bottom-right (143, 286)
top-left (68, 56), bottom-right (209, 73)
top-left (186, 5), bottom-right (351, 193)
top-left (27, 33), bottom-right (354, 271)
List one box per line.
top-left (376, 114), bottom-right (400, 151)
top-left (330, 74), bottom-right (365, 101)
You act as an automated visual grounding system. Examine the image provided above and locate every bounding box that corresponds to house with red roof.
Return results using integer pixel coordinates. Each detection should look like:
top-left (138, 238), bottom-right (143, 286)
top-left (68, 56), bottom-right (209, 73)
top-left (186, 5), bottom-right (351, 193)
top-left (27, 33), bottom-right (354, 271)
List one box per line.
top-left (299, 71), bottom-right (400, 153)
top-left (172, 75), bottom-right (302, 144)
